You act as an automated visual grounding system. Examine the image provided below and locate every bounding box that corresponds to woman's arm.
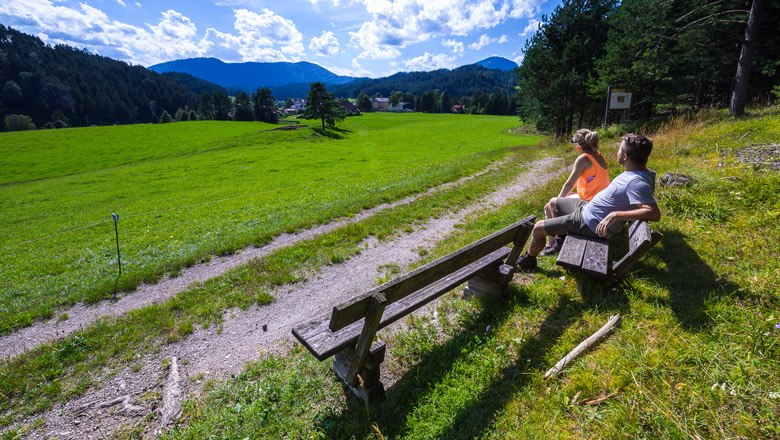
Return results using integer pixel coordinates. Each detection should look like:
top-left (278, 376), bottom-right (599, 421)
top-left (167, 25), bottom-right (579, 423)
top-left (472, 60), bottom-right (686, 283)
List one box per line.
top-left (557, 154), bottom-right (593, 197)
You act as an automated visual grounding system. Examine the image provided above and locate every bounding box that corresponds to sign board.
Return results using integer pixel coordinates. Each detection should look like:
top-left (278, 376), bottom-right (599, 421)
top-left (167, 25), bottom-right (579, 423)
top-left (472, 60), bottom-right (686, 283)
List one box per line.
top-left (610, 91), bottom-right (632, 110)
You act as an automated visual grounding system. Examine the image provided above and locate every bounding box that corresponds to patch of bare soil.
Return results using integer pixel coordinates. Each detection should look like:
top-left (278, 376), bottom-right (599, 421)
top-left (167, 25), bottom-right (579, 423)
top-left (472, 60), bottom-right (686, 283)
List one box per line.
top-left (0, 158), bottom-right (511, 360)
top-left (731, 143), bottom-right (780, 170)
top-left (15, 158), bottom-right (565, 439)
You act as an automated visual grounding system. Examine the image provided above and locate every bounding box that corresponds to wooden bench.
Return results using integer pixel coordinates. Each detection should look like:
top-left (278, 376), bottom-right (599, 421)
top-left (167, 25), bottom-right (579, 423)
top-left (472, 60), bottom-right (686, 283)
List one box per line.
top-left (556, 220), bottom-right (661, 283)
top-left (292, 215), bottom-right (535, 403)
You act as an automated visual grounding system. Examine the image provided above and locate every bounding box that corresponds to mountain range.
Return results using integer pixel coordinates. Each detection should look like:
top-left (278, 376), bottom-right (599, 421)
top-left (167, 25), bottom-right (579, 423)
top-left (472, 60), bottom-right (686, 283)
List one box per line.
top-left (149, 56), bottom-right (518, 96)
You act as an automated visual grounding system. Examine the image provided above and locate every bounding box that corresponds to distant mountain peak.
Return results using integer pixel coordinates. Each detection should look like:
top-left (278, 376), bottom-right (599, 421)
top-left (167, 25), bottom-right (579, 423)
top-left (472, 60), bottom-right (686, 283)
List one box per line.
top-left (474, 57), bottom-right (518, 71)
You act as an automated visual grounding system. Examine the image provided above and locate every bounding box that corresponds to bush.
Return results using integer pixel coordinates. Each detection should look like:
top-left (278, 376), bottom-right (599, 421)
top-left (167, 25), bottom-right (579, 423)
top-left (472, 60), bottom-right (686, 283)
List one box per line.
top-left (159, 110), bottom-right (173, 123)
top-left (4, 114), bottom-right (36, 131)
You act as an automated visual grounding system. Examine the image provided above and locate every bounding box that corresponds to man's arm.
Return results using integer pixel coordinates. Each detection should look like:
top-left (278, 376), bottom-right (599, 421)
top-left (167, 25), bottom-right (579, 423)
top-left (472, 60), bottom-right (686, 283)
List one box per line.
top-left (595, 203), bottom-right (661, 237)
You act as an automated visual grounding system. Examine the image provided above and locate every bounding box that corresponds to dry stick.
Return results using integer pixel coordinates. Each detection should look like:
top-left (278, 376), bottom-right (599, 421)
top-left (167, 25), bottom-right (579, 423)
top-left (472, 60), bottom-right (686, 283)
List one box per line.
top-left (543, 314), bottom-right (621, 380)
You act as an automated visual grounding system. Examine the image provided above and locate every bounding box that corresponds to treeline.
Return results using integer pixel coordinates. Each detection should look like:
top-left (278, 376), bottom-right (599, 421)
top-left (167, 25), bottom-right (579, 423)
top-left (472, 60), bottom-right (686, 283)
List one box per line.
top-left (192, 88), bottom-right (279, 123)
top-left (0, 25), bottom-right (220, 129)
top-left (330, 65), bottom-right (516, 100)
top-left (353, 89), bottom-right (516, 115)
top-left (518, 0), bottom-right (780, 135)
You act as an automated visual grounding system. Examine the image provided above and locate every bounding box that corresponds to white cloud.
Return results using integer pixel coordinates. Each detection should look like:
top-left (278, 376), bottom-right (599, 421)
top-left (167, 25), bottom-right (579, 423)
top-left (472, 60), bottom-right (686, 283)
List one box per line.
top-left (309, 31), bottom-right (340, 56)
top-left (467, 33), bottom-right (509, 51)
top-left (520, 18), bottom-right (541, 37)
top-left (442, 39), bottom-right (464, 55)
top-left (0, 1), bottom-right (204, 64)
top-left (324, 58), bottom-right (375, 77)
top-left (0, 1), bottom-right (305, 65)
top-left (134, 2), bottom-right (141, 8)
top-left (403, 52), bottom-right (456, 71)
top-left (115, 0), bottom-right (126, 7)
top-left (350, 0), bottom-right (514, 60)
top-left (509, 0), bottom-right (544, 18)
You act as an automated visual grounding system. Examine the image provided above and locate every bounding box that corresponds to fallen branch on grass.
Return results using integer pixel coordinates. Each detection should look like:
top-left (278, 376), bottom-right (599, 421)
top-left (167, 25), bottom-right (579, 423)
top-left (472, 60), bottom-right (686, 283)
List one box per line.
top-left (544, 314), bottom-right (621, 380)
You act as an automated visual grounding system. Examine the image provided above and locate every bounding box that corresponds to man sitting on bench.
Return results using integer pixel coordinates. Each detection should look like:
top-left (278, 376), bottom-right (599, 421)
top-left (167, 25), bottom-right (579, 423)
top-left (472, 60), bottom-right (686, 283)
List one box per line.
top-left (517, 134), bottom-right (661, 270)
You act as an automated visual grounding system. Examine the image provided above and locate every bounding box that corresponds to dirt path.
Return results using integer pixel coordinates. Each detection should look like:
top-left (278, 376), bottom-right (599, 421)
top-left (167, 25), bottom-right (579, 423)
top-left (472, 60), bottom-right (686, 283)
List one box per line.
top-left (18, 158), bottom-right (565, 439)
top-left (1, 158), bottom-right (520, 360)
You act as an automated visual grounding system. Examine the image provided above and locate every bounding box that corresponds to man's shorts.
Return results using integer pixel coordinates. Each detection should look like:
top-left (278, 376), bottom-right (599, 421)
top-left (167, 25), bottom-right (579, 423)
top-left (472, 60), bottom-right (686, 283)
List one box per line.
top-left (542, 197), bottom-right (600, 238)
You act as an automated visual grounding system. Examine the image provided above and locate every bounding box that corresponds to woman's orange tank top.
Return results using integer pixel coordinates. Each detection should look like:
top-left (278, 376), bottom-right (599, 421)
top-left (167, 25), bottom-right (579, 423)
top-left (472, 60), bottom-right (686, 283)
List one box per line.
top-left (577, 153), bottom-right (610, 201)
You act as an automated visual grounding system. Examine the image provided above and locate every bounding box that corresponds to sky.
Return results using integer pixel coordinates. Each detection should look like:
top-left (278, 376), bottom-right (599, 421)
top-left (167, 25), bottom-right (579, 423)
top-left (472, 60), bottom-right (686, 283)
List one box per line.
top-left (0, 0), bottom-right (554, 78)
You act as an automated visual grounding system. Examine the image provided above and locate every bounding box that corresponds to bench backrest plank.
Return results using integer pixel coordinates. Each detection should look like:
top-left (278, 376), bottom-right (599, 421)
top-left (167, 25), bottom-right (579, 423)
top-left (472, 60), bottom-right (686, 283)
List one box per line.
top-left (611, 221), bottom-right (661, 280)
top-left (329, 215), bottom-right (535, 332)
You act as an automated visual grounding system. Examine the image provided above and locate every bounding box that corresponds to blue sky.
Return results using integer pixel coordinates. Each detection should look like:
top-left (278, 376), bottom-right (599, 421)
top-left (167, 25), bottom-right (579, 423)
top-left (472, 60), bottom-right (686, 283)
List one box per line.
top-left (0, 0), bottom-right (554, 77)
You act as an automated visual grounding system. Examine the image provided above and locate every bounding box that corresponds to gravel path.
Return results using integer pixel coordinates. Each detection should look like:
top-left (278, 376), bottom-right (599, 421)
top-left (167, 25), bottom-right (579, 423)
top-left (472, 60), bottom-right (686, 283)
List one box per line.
top-left (1, 158), bottom-right (513, 360)
top-left (15, 158), bottom-right (565, 439)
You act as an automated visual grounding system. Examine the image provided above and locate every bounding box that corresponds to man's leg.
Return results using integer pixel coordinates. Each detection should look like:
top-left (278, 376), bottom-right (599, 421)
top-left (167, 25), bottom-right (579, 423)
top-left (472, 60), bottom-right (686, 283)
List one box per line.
top-left (517, 199), bottom-right (587, 270)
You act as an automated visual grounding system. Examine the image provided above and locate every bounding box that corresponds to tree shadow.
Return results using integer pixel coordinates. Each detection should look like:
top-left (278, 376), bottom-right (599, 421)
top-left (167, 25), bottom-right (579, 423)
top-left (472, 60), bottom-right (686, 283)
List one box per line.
top-left (312, 126), bottom-right (352, 139)
top-left (314, 281), bottom-right (628, 439)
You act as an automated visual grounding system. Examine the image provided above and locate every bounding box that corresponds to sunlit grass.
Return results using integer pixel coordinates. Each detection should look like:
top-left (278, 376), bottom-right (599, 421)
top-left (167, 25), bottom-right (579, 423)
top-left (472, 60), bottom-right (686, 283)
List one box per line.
top-left (0, 113), bottom-right (542, 334)
top-left (161, 107), bottom-right (780, 439)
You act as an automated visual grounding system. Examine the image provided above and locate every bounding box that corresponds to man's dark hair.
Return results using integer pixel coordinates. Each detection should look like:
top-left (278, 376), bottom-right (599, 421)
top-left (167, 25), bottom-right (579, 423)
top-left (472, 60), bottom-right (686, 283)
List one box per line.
top-left (622, 134), bottom-right (653, 165)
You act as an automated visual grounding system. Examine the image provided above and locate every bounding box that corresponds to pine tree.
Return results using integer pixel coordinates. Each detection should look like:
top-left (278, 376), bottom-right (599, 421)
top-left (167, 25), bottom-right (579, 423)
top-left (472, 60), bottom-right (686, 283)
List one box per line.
top-left (303, 82), bottom-right (344, 129)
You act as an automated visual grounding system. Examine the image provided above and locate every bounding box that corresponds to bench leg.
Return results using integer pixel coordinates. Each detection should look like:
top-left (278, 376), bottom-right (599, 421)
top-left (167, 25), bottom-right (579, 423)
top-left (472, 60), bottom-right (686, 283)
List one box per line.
top-left (332, 342), bottom-right (386, 404)
top-left (464, 264), bottom-right (514, 299)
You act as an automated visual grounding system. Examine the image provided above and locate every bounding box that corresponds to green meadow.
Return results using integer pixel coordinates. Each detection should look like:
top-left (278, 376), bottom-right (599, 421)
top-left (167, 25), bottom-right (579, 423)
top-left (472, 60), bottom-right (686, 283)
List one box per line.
top-left (0, 114), bottom-right (543, 334)
top-left (154, 108), bottom-right (779, 439)
top-left (2, 109), bottom-right (778, 438)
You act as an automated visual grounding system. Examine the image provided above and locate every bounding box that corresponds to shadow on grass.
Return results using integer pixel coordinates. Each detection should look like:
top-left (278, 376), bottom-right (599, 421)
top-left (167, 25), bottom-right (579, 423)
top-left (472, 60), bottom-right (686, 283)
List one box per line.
top-left (315, 282), bottom-right (630, 439)
top-left (313, 127), bottom-right (352, 139)
top-left (640, 229), bottom-right (740, 329)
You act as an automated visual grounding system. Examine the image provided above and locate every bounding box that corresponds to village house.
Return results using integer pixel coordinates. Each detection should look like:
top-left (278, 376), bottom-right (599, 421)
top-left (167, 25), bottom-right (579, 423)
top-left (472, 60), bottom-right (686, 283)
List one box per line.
top-left (371, 97), bottom-right (389, 111)
top-left (388, 102), bottom-right (413, 112)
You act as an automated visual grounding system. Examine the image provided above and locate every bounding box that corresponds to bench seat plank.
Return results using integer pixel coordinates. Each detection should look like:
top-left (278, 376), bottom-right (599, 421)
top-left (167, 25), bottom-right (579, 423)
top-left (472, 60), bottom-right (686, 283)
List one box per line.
top-left (292, 247), bottom-right (511, 360)
top-left (556, 234), bottom-right (587, 270)
top-left (581, 237), bottom-right (609, 276)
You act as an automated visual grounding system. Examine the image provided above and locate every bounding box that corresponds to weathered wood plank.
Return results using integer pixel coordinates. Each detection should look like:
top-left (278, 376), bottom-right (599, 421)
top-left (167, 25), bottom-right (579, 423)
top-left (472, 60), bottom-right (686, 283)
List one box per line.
top-left (292, 247), bottom-right (510, 360)
top-left (556, 235), bottom-right (587, 270)
top-left (345, 293), bottom-right (387, 386)
top-left (504, 215), bottom-right (536, 267)
top-left (328, 217), bottom-right (534, 332)
top-left (627, 221), bottom-right (652, 253)
top-left (581, 237), bottom-right (610, 276)
top-left (611, 229), bottom-right (661, 281)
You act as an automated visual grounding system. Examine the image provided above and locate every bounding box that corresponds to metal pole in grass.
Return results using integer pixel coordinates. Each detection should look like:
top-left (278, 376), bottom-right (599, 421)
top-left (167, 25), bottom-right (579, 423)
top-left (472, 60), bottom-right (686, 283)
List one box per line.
top-left (112, 213), bottom-right (122, 295)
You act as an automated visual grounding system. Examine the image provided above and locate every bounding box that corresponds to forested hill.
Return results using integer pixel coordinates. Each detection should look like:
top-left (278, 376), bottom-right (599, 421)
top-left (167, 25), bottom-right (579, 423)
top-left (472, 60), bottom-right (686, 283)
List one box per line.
top-left (0, 25), bottom-right (219, 128)
top-left (327, 64), bottom-right (517, 99)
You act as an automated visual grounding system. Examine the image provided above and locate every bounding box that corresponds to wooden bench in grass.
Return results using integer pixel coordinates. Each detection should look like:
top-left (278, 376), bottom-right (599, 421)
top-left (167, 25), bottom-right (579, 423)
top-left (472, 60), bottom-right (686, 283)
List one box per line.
top-left (556, 220), bottom-right (661, 283)
top-left (292, 215), bottom-right (535, 403)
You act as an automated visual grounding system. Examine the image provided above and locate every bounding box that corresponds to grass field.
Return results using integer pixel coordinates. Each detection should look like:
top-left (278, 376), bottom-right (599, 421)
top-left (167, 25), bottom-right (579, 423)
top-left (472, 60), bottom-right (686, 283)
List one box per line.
top-left (3, 108), bottom-right (778, 438)
top-left (153, 108), bottom-right (779, 439)
top-left (0, 114), bottom-right (542, 334)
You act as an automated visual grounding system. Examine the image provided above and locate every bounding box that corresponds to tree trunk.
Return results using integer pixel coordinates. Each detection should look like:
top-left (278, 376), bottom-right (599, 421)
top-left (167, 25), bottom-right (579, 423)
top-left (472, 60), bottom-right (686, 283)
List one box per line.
top-left (730, 0), bottom-right (764, 116)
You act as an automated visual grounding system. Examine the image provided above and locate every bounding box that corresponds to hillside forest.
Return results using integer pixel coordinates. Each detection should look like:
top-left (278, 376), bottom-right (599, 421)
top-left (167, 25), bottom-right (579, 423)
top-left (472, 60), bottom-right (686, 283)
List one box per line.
top-left (518, 0), bottom-right (780, 134)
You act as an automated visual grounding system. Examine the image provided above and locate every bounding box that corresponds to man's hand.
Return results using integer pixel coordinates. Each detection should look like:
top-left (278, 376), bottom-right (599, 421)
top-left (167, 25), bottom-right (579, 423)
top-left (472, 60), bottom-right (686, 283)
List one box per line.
top-left (596, 212), bottom-right (617, 237)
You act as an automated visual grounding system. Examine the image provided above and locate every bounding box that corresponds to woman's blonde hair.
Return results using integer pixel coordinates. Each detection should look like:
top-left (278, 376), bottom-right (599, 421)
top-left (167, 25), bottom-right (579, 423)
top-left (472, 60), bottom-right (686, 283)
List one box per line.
top-left (572, 129), bottom-right (600, 154)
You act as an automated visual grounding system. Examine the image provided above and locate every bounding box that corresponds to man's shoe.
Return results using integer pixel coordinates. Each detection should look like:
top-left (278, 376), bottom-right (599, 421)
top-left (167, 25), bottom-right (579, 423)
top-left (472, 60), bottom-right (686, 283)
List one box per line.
top-left (516, 252), bottom-right (537, 270)
top-left (539, 235), bottom-right (566, 257)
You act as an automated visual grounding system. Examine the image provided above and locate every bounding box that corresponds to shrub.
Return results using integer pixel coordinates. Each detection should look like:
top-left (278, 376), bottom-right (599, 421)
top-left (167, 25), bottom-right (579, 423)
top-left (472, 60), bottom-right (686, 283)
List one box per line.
top-left (159, 110), bottom-right (173, 123)
top-left (4, 114), bottom-right (36, 131)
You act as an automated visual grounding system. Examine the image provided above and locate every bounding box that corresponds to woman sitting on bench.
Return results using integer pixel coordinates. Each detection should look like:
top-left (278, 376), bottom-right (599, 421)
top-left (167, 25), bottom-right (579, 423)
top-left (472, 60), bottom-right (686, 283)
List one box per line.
top-left (541, 129), bottom-right (610, 256)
